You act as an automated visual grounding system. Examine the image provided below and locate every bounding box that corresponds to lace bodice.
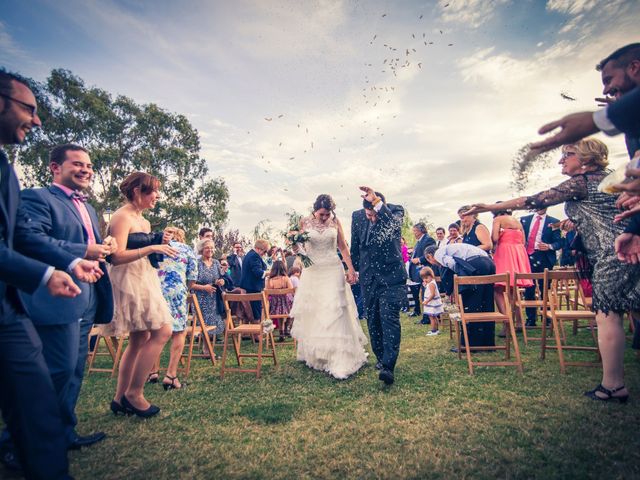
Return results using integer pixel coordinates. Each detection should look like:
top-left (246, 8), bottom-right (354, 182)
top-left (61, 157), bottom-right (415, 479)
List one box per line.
top-left (301, 216), bottom-right (340, 266)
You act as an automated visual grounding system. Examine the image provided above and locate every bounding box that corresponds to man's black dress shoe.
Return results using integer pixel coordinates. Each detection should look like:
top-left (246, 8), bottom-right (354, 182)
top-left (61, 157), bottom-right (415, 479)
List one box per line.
top-left (378, 368), bottom-right (394, 385)
top-left (374, 361), bottom-right (383, 370)
top-left (407, 312), bottom-right (419, 317)
top-left (0, 447), bottom-right (22, 473)
top-left (68, 432), bottom-right (106, 450)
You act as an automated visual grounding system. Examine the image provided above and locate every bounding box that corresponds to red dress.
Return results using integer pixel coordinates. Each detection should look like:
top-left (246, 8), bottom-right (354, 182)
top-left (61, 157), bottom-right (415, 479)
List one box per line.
top-left (493, 229), bottom-right (534, 287)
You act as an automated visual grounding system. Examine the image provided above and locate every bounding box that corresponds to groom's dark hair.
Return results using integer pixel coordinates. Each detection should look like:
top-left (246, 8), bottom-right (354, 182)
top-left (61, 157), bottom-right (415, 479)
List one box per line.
top-left (424, 245), bottom-right (438, 258)
top-left (362, 191), bottom-right (385, 210)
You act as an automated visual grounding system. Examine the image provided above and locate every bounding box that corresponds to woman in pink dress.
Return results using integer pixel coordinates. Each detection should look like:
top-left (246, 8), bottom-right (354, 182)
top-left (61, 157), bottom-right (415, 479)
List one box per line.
top-left (491, 207), bottom-right (533, 328)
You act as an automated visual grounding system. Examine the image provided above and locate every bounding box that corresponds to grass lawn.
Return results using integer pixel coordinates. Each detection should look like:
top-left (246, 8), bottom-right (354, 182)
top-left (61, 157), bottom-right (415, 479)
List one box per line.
top-left (26, 315), bottom-right (640, 479)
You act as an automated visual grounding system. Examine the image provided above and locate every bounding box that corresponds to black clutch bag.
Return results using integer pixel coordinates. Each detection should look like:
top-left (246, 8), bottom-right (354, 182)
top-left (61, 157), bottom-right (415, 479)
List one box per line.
top-left (126, 232), bottom-right (165, 268)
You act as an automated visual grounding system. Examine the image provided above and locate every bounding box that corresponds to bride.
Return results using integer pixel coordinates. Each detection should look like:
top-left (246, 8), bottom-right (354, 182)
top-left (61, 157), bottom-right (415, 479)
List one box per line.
top-left (289, 194), bottom-right (368, 379)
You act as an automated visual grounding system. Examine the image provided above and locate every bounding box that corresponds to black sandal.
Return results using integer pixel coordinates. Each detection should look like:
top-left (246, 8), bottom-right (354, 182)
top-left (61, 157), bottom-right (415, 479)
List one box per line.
top-left (146, 371), bottom-right (159, 384)
top-left (162, 375), bottom-right (185, 391)
top-left (584, 384), bottom-right (629, 403)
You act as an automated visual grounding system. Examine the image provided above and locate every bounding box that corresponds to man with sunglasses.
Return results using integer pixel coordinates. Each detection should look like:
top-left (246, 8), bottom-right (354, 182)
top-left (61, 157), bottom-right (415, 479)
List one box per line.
top-left (0, 69), bottom-right (102, 479)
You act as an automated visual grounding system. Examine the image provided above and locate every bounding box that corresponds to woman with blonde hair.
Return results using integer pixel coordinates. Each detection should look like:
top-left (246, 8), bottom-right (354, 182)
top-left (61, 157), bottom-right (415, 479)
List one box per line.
top-left (458, 206), bottom-right (492, 252)
top-left (149, 227), bottom-right (198, 390)
top-left (466, 138), bottom-right (640, 403)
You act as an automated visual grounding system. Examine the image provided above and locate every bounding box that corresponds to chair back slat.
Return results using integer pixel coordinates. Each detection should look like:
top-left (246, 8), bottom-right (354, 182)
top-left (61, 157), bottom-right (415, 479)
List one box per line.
top-left (454, 272), bottom-right (510, 286)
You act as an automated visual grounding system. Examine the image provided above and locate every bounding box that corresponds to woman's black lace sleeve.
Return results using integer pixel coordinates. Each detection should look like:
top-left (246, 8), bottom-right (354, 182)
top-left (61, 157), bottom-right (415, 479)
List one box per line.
top-left (524, 175), bottom-right (589, 210)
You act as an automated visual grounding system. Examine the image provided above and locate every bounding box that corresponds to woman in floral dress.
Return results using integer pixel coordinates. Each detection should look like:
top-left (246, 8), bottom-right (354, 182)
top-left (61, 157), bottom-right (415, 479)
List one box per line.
top-left (150, 228), bottom-right (198, 390)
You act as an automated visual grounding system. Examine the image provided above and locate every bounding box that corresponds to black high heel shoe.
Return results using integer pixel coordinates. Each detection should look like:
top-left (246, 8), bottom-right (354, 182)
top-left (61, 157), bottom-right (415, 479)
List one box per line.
top-left (584, 384), bottom-right (629, 404)
top-left (121, 395), bottom-right (161, 418)
top-left (162, 375), bottom-right (185, 391)
top-left (110, 400), bottom-right (127, 415)
top-left (146, 371), bottom-right (160, 384)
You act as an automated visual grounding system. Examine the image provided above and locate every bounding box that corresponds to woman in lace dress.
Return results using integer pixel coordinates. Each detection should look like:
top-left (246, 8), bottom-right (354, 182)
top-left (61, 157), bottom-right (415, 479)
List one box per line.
top-left (467, 138), bottom-right (640, 403)
top-left (290, 194), bottom-right (368, 379)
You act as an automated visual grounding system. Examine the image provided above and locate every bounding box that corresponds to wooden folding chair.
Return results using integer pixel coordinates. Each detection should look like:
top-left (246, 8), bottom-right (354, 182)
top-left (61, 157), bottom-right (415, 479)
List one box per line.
top-left (541, 269), bottom-right (600, 373)
top-left (178, 294), bottom-right (217, 378)
top-left (220, 292), bottom-right (277, 379)
top-left (512, 272), bottom-right (546, 346)
top-left (86, 326), bottom-right (126, 377)
top-left (454, 273), bottom-right (523, 375)
top-left (263, 288), bottom-right (296, 347)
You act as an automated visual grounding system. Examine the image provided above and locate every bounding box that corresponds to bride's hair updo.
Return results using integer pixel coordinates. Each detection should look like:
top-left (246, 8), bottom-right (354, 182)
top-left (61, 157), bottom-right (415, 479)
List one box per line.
top-left (313, 194), bottom-right (336, 215)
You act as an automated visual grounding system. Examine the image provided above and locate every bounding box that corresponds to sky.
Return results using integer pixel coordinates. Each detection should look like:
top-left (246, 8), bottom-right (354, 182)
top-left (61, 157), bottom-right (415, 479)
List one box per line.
top-left (1, 0), bottom-right (639, 240)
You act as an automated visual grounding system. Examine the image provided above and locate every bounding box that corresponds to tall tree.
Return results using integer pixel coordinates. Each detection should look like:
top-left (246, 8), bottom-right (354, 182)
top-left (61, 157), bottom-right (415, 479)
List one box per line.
top-left (213, 227), bottom-right (250, 258)
top-left (13, 69), bottom-right (229, 240)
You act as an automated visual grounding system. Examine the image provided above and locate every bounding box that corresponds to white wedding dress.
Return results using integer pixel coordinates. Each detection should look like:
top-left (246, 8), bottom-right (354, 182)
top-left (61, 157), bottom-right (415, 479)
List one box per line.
top-left (289, 217), bottom-right (368, 379)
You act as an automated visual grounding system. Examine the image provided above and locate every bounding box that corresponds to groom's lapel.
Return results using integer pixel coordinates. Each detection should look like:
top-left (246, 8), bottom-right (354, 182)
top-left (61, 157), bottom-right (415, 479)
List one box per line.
top-left (364, 219), bottom-right (373, 246)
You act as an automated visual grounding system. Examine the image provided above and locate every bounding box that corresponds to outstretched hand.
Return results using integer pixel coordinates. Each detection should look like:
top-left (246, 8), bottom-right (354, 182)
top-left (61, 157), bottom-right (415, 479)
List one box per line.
top-left (463, 204), bottom-right (489, 216)
top-left (72, 259), bottom-right (103, 283)
top-left (359, 186), bottom-right (376, 203)
top-left (612, 167), bottom-right (640, 196)
top-left (529, 112), bottom-right (599, 154)
top-left (615, 233), bottom-right (640, 264)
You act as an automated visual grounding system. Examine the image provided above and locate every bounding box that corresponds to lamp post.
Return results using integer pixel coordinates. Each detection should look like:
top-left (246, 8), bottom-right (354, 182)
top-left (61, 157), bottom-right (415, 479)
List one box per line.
top-left (102, 208), bottom-right (113, 224)
top-left (102, 208), bottom-right (113, 236)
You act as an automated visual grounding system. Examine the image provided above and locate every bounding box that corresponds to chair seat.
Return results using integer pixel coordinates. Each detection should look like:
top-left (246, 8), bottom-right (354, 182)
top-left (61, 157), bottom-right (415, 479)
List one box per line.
top-left (462, 312), bottom-right (509, 322)
top-left (514, 300), bottom-right (543, 307)
top-left (545, 310), bottom-right (596, 319)
top-left (229, 324), bottom-right (262, 334)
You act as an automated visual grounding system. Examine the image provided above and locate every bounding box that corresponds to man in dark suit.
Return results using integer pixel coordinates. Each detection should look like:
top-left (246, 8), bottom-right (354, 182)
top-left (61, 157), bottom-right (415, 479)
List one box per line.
top-left (239, 238), bottom-right (269, 321)
top-left (407, 223), bottom-right (436, 320)
top-left (351, 186), bottom-right (406, 385)
top-left (0, 69), bottom-right (102, 479)
top-left (521, 208), bottom-right (562, 326)
top-left (13, 144), bottom-right (115, 453)
top-left (227, 242), bottom-right (244, 286)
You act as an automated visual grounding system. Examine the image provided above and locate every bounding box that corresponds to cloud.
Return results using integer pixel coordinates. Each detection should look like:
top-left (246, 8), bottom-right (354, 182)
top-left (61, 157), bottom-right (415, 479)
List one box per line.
top-left (0, 21), bottom-right (31, 64)
top-left (546, 0), bottom-right (600, 14)
top-left (438, 0), bottom-right (510, 29)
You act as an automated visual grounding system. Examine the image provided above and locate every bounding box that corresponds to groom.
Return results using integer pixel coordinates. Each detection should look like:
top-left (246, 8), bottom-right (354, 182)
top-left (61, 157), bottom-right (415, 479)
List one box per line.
top-left (351, 186), bottom-right (406, 385)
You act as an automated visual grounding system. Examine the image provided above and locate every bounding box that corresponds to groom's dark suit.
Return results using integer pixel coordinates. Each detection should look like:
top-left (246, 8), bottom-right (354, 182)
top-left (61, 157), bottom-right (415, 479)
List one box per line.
top-left (351, 204), bottom-right (407, 372)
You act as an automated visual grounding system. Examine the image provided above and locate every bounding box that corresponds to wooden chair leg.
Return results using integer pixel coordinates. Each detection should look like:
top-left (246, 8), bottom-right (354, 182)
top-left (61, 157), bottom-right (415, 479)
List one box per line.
top-left (256, 332), bottom-right (264, 379)
top-left (552, 314), bottom-right (566, 374)
top-left (461, 319), bottom-right (473, 375)
top-left (220, 330), bottom-right (229, 380)
top-left (504, 321), bottom-right (511, 360)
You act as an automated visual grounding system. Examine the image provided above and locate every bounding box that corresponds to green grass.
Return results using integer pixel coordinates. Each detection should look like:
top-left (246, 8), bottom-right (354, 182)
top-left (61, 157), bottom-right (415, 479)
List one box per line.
top-left (33, 316), bottom-right (640, 478)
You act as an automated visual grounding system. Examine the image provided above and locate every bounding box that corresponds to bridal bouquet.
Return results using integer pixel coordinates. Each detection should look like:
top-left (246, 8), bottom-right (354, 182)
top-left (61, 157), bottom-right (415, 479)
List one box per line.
top-left (284, 214), bottom-right (313, 267)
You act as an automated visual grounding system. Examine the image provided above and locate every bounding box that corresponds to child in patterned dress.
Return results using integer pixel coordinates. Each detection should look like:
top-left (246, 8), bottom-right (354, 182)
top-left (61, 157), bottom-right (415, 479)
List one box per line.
top-left (421, 267), bottom-right (444, 336)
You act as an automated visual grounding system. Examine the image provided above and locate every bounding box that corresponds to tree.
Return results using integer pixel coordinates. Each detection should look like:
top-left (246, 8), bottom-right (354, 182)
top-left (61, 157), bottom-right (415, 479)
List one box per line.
top-left (401, 209), bottom-right (415, 247)
top-left (213, 227), bottom-right (250, 258)
top-left (252, 219), bottom-right (278, 245)
top-left (416, 216), bottom-right (436, 238)
top-left (13, 69), bottom-right (229, 241)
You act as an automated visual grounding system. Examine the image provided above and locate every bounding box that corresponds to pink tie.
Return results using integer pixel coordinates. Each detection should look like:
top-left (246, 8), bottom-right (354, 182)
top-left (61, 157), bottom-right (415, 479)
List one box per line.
top-left (526, 216), bottom-right (541, 255)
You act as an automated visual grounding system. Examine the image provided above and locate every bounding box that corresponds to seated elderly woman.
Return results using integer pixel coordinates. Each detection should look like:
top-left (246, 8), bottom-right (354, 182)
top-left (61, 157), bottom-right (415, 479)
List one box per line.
top-left (465, 138), bottom-right (640, 403)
